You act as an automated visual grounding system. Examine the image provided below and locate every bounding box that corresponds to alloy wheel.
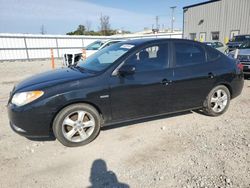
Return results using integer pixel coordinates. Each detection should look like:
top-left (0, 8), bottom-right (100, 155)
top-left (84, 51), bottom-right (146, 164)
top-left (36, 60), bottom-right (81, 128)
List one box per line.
top-left (210, 89), bottom-right (228, 113)
top-left (62, 110), bottom-right (95, 143)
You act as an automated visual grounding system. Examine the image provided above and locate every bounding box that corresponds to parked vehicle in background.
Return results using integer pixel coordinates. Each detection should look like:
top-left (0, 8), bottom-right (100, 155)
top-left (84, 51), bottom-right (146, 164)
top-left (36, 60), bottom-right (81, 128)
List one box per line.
top-left (227, 35), bottom-right (250, 52)
top-left (8, 39), bottom-right (244, 147)
top-left (204, 41), bottom-right (227, 53)
top-left (85, 40), bottom-right (104, 57)
top-left (228, 41), bottom-right (250, 76)
top-left (85, 39), bottom-right (124, 57)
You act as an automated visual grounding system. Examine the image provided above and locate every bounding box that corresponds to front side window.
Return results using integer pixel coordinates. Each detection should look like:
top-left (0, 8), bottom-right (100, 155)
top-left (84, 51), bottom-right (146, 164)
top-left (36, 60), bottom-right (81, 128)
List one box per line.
top-left (124, 43), bottom-right (169, 72)
top-left (175, 42), bottom-right (205, 67)
top-left (78, 43), bottom-right (134, 71)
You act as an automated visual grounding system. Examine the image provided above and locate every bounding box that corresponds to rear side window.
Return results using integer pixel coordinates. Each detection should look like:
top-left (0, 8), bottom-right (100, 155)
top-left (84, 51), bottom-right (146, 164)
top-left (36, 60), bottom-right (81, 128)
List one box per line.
top-left (206, 46), bottom-right (221, 62)
top-left (174, 42), bottom-right (205, 67)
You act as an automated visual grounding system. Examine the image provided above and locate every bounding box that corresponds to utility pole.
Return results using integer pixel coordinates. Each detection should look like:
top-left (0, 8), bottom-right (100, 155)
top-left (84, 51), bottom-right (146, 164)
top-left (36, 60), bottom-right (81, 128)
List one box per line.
top-left (40, 24), bottom-right (46, 35)
top-left (170, 6), bottom-right (176, 33)
top-left (155, 16), bottom-right (159, 30)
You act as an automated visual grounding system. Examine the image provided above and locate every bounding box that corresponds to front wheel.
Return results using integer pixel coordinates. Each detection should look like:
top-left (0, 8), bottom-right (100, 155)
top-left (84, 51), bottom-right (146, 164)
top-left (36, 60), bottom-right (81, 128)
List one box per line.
top-left (203, 85), bottom-right (231, 116)
top-left (53, 103), bottom-right (101, 147)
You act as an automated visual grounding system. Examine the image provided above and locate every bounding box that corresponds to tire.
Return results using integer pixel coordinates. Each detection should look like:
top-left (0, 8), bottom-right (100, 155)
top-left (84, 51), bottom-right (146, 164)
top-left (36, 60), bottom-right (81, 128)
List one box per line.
top-left (203, 85), bottom-right (231, 116)
top-left (53, 103), bottom-right (101, 147)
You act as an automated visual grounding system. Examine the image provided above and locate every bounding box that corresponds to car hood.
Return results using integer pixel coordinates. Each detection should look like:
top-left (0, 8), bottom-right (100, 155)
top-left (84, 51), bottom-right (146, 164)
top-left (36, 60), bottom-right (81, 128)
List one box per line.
top-left (13, 67), bottom-right (95, 92)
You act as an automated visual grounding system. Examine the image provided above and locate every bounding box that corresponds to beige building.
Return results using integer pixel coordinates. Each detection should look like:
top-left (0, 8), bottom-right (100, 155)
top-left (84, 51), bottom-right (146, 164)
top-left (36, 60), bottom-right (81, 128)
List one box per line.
top-left (183, 0), bottom-right (250, 43)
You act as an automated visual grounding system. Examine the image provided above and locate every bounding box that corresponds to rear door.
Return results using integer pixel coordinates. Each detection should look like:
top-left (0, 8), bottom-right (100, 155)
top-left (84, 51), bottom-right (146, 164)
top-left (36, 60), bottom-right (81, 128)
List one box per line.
top-left (171, 41), bottom-right (216, 111)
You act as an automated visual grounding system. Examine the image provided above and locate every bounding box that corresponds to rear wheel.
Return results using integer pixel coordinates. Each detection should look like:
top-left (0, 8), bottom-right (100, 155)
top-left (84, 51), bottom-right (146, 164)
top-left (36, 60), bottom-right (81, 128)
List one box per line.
top-left (53, 103), bottom-right (101, 147)
top-left (203, 85), bottom-right (230, 116)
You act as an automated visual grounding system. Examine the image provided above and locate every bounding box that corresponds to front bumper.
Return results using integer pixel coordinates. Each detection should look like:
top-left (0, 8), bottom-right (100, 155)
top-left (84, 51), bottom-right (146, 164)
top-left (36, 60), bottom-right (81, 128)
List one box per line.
top-left (7, 102), bottom-right (55, 138)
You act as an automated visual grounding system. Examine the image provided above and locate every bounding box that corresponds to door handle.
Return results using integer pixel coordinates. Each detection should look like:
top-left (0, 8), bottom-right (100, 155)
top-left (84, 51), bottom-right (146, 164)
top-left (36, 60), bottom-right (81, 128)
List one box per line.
top-left (161, 79), bottom-right (172, 86)
top-left (208, 72), bottom-right (215, 79)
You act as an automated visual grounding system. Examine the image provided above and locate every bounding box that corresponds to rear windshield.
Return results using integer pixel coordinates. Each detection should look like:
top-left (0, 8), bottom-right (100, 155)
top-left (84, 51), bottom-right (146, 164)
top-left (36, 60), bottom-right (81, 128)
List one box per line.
top-left (233, 35), bottom-right (250, 42)
top-left (239, 41), bottom-right (250, 49)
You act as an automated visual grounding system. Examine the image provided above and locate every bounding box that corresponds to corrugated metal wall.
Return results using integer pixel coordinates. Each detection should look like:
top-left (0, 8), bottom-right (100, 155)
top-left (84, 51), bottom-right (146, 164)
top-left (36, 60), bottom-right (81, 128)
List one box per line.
top-left (184, 0), bottom-right (250, 43)
top-left (0, 33), bottom-right (183, 61)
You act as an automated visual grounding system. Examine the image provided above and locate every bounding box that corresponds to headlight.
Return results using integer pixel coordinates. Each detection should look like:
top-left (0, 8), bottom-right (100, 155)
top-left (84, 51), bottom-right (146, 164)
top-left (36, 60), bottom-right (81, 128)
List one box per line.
top-left (11, 91), bottom-right (44, 106)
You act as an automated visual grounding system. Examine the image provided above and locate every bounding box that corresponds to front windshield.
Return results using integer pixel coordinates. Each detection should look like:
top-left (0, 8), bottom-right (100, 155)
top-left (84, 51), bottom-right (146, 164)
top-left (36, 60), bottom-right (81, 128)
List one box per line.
top-left (86, 41), bottom-right (104, 50)
top-left (78, 43), bottom-right (135, 72)
top-left (239, 41), bottom-right (250, 49)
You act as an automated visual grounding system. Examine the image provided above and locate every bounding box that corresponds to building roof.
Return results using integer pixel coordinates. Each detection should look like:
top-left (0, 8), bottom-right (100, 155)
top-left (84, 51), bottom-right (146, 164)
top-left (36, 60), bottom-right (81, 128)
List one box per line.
top-left (183, 0), bottom-right (221, 9)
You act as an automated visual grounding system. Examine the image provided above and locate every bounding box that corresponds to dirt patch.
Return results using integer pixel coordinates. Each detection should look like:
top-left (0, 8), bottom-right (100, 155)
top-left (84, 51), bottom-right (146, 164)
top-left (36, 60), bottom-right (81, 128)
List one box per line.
top-left (0, 60), bottom-right (249, 188)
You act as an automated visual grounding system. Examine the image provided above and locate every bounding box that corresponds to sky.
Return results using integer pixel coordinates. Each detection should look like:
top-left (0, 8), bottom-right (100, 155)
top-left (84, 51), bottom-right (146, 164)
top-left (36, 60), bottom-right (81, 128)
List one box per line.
top-left (0, 0), bottom-right (205, 34)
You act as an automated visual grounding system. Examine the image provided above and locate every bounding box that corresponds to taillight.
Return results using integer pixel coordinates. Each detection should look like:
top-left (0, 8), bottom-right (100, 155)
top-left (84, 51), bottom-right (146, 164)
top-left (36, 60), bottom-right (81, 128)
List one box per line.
top-left (237, 63), bottom-right (243, 71)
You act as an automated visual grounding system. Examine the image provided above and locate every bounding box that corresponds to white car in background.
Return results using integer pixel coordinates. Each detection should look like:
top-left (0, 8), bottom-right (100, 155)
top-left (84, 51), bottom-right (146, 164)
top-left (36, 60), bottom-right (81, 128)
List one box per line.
top-left (85, 39), bottom-right (125, 57)
top-left (204, 41), bottom-right (228, 53)
top-left (228, 41), bottom-right (250, 76)
top-left (63, 39), bottom-right (125, 66)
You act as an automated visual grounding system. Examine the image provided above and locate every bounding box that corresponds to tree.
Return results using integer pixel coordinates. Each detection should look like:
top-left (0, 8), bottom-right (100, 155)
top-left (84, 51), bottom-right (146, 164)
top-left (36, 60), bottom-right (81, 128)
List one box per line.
top-left (85, 20), bottom-right (92, 32)
top-left (100, 14), bottom-right (110, 35)
top-left (67, 25), bottom-right (86, 35)
top-left (66, 16), bottom-right (128, 36)
top-left (77, 25), bottom-right (85, 34)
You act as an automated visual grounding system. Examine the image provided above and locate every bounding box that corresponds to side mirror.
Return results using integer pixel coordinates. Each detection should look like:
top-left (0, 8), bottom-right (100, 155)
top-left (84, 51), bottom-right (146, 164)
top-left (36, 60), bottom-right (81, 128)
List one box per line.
top-left (118, 65), bottom-right (135, 76)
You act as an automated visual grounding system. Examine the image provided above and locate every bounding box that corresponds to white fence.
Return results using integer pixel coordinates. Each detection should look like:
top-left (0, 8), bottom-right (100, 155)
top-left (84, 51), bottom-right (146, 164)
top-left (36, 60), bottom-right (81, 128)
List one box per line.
top-left (0, 32), bottom-right (182, 61)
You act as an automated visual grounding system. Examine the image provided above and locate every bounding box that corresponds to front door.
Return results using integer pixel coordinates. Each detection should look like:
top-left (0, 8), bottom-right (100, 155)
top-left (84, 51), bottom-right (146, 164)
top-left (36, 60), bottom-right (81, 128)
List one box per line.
top-left (109, 42), bottom-right (174, 122)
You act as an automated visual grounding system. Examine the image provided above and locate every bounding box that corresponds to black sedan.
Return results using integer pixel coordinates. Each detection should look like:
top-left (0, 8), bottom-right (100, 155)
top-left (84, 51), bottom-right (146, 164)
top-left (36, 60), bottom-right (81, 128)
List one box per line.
top-left (8, 39), bottom-right (244, 147)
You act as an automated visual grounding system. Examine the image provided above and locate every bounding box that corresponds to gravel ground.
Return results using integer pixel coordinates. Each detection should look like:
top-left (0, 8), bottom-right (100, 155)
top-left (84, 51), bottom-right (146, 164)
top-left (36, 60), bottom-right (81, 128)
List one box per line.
top-left (0, 60), bottom-right (249, 188)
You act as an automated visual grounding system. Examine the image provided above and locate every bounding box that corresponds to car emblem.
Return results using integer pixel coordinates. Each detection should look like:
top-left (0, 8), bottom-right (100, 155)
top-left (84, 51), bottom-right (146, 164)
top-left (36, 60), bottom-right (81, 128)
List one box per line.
top-left (100, 95), bottom-right (109, 99)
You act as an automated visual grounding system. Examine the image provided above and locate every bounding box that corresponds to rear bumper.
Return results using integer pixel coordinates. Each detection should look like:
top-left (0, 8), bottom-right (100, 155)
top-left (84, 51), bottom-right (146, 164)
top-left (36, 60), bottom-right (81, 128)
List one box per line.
top-left (231, 73), bottom-right (244, 99)
top-left (242, 63), bottom-right (250, 74)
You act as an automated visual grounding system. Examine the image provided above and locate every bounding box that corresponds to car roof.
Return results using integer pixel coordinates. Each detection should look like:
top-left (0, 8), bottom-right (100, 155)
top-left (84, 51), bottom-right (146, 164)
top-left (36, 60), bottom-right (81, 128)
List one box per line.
top-left (117, 38), bottom-right (199, 46)
top-left (106, 39), bottom-right (125, 42)
top-left (235, 34), bottom-right (250, 37)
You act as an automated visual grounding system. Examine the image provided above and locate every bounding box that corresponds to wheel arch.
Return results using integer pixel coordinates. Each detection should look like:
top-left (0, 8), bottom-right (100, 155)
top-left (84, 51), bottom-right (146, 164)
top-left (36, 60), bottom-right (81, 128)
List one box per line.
top-left (218, 82), bottom-right (233, 98)
top-left (49, 100), bottom-right (104, 132)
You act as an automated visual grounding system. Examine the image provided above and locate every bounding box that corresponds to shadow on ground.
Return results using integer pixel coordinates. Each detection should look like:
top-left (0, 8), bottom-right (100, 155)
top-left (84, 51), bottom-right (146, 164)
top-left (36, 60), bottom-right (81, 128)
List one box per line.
top-left (88, 159), bottom-right (129, 188)
top-left (26, 136), bottom-right (56, 141)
